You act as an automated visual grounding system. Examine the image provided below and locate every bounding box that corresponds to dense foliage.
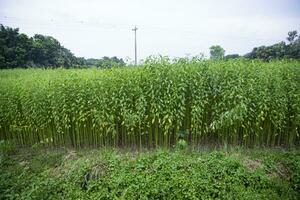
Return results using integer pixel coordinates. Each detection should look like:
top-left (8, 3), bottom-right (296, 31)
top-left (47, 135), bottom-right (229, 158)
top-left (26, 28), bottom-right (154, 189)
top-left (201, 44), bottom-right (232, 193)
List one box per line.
top-left (0, 147), bottom-right (299, 199)
top-left (0, 25), bottom-right (78, 68)
top-left (0, 24), bottom-right (125, 69)
top-left (0, 59), bottom-right (299, 148)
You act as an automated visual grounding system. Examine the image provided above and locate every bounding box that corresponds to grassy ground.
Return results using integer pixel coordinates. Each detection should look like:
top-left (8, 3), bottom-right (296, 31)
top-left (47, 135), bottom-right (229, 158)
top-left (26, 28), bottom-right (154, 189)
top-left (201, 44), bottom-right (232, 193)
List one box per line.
top-left (0, 145), bottom-right (299, 200)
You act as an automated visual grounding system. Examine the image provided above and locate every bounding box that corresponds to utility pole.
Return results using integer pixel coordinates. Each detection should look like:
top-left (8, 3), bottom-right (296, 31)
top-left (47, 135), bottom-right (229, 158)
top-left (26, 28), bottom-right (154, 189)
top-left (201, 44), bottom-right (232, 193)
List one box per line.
top-left (132, 26), bottom-right (138, 65)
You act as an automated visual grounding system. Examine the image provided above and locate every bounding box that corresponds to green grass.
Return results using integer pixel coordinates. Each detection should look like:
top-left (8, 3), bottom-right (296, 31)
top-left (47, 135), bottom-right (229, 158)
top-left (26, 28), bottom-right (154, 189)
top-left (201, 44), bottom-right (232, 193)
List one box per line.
top-left (0, 58), bottom-right (299, 148)
top-left (0, 147), bottom-right (299, 199)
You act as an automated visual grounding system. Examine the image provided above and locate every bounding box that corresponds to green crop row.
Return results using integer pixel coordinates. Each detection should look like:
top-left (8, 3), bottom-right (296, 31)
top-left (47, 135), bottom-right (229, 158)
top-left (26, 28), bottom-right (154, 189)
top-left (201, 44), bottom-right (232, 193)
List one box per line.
top-left (0, 58), bottom-right (299, 147)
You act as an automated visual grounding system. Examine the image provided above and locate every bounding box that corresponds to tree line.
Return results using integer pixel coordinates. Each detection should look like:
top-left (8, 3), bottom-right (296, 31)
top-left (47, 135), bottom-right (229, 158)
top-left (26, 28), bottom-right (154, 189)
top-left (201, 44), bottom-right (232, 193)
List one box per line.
top-left (210, 30), bottom-right (300, 60)
top-left (1, 24), bottom-right (299, 69)
top-left (0, 24), bottom-right (125, 69)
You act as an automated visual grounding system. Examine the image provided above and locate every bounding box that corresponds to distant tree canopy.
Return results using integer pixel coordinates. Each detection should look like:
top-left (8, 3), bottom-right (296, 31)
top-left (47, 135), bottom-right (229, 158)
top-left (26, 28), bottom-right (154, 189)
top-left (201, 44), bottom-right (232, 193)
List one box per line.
top-left (0, 24), bottom-right (125, 69)
top-left (244, 30), bottom-right (300, 61)
top-left (224, 54), bottom-right (240, 60)
top-left (209, 45), bottom-right (225, 60)
top-left (85, 56), bottom-right (125, 68)
top-left (2, 24), bottom-right (299, 68)
top-left (30, 34), bottom-right (78, 67)
top-left (0, 25), bottom-right (32, 68)
top-left (212, 31), bottom-right (300, 61)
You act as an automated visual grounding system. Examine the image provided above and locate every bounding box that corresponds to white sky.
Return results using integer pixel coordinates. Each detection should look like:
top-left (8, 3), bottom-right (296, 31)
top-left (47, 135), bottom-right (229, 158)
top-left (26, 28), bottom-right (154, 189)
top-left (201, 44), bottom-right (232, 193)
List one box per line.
top-left (0, 0), bottom-right (299, 61)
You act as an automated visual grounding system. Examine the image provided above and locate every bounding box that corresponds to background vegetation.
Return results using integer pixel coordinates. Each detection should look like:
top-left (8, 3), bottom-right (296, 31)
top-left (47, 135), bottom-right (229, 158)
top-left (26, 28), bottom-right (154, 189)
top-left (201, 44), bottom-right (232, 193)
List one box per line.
top-left (244, 30), bottom-right (300, 61)
top-left (0, 24), bottom-right (125, 69)
top-left (1, 24), bottom-right (299, 69)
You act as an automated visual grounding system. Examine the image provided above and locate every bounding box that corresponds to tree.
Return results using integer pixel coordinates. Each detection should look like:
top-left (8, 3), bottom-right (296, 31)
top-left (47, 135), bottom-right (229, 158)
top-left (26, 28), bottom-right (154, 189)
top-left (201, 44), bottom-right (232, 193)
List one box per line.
top-left (287, 30), bottom-right (298, 43)
top-left (0, 24), bottom-right (89, 68)
top-left (0, 24), bottom-right (126, 68)
top-left (85, 57), bottom-right (125, 68)
top-left (209, 45), bottom-right (225, 60)
top-left (286, 30), bottom-right (300, 59)
top-left (0, 25), bottom-right (33, 68)
top-left (245, 30), bottom-right (300, 61)
top-left (245, 42), bottom-right (287, 61)
top-left (76, 57), bottom-right (86, 66)
top-left (0, 24), bottom-right (80, 68)
top-left (30, 34), bottom-right (77, 67)
top-left (100, 56), bottom-right (125, 68)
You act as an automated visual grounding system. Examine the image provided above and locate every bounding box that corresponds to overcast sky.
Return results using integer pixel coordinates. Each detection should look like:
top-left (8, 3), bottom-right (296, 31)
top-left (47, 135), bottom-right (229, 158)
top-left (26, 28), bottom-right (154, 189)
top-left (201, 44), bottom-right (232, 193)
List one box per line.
top-left (0, 0), bottom-right (299, 61)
